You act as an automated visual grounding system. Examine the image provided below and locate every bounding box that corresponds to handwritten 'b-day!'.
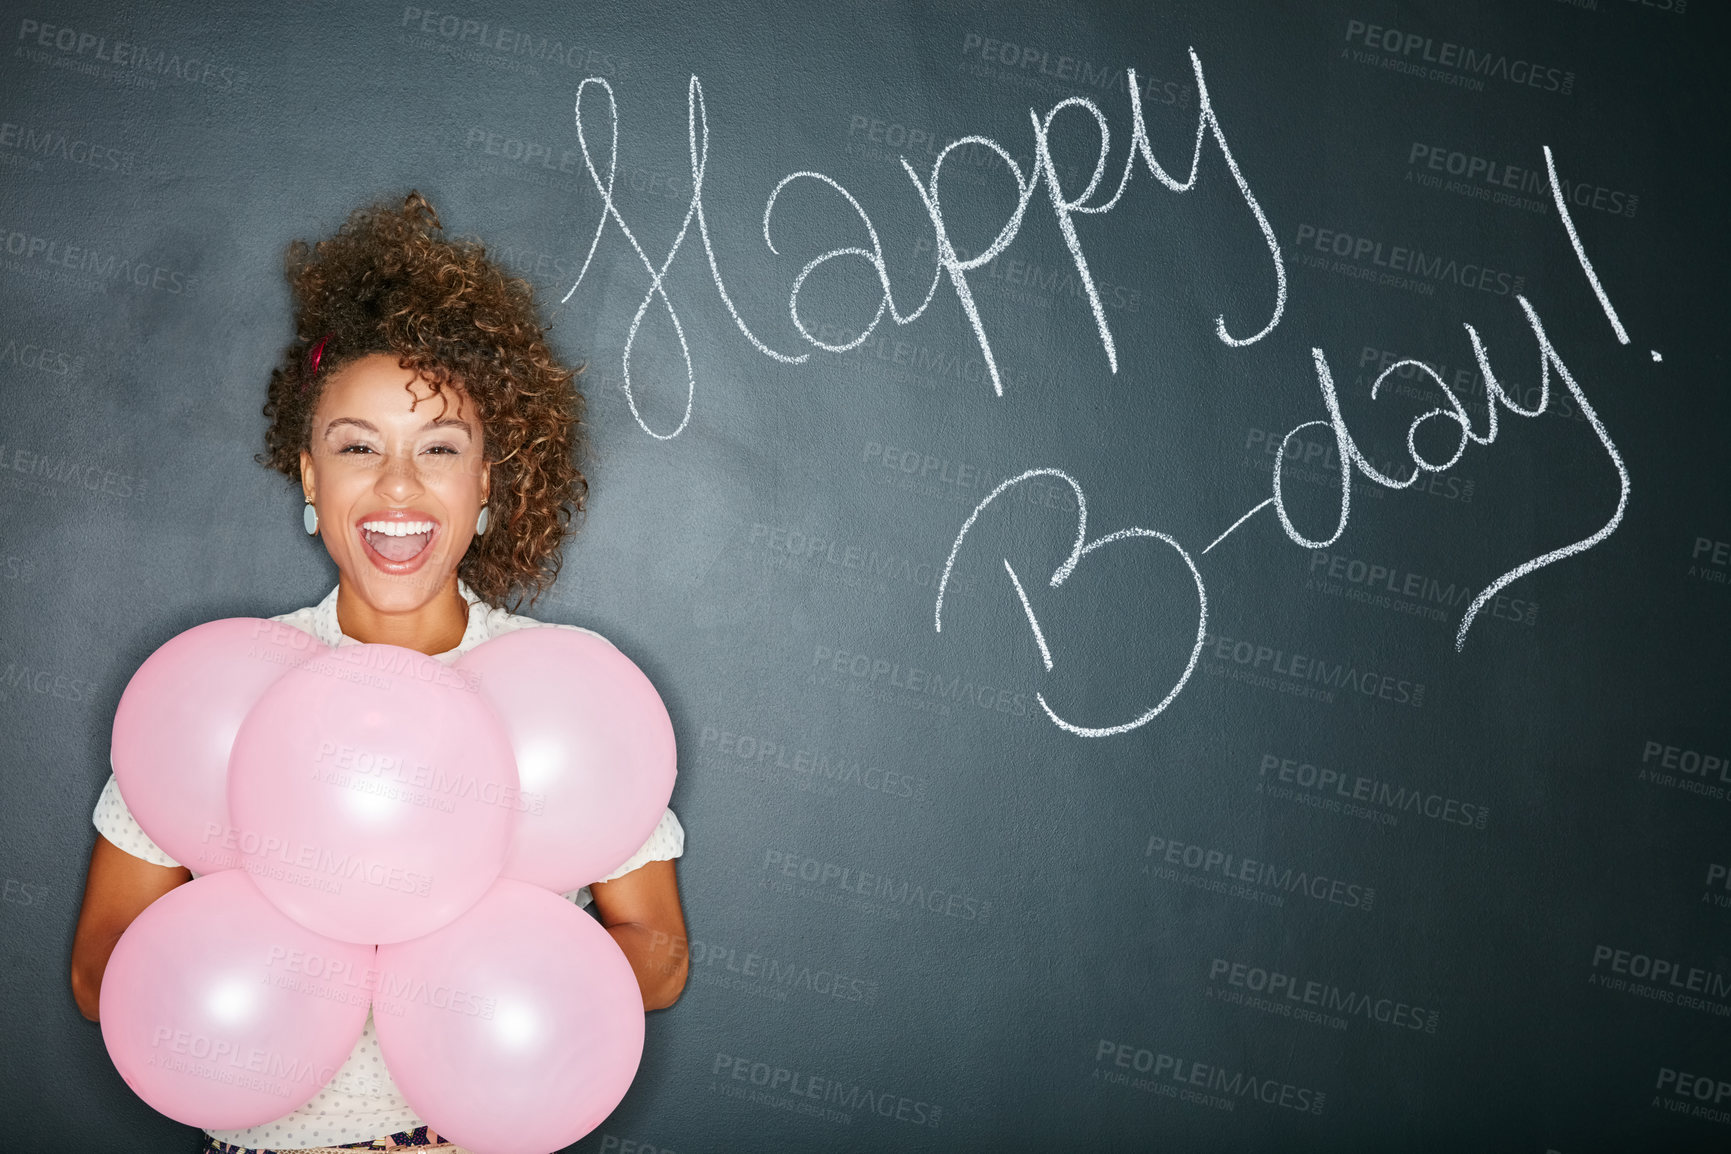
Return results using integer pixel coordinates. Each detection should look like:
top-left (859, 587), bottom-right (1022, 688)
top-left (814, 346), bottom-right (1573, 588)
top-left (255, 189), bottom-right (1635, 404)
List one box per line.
top-left (558, 48), bottom-right (1633, 737)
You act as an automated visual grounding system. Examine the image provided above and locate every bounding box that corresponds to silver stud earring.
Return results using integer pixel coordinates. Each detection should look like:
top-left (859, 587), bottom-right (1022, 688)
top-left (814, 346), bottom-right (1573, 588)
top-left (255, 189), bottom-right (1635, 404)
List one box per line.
top-left (303, 501), bottom-right (318, 536)
top-left (476, 506), bottom-right (490, 535)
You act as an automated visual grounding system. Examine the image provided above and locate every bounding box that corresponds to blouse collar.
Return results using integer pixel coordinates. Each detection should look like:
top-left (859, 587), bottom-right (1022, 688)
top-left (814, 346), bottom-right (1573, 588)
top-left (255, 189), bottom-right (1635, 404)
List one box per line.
top-left (309, 577), bottom-right (494, 665)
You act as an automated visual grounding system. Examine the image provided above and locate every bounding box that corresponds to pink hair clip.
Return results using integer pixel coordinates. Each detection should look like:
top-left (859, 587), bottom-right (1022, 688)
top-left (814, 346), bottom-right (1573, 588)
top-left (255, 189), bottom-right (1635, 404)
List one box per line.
top-left (301, 333), bottom-right (332, 394)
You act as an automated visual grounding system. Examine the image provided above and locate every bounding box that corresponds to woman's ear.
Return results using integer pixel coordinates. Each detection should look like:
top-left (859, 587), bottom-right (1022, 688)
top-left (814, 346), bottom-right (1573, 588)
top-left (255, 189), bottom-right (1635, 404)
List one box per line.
top-left (300, 448), bottom-right (316, 501)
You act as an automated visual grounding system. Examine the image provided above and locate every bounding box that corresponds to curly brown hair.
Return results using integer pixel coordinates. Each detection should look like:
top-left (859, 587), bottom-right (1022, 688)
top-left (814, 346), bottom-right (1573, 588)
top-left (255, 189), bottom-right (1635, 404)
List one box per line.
top-left (256, 191), bottom-right (586, 613)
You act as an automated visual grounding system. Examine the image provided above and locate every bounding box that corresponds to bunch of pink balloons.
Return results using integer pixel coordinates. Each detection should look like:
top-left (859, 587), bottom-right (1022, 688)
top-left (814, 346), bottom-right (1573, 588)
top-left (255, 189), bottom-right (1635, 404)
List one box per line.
top-left (100, 617), bottom-right (677, 1154)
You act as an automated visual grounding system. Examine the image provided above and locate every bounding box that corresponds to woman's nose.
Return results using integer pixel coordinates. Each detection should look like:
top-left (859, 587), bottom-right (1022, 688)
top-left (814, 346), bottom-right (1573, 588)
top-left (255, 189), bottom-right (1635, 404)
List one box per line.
top-left (375, 451), bottom-right (427, 487)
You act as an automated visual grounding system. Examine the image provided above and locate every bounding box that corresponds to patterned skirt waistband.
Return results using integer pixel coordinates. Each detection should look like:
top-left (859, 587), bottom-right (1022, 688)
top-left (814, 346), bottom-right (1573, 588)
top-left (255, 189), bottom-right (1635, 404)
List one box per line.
top-left (200, 1124), bottom-right (461, 1153)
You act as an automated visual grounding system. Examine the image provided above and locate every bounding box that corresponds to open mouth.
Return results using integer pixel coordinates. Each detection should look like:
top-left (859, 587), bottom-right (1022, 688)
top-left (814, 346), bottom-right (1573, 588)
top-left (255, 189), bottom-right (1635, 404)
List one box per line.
top-left (358, 519), bottom-right (438, 568)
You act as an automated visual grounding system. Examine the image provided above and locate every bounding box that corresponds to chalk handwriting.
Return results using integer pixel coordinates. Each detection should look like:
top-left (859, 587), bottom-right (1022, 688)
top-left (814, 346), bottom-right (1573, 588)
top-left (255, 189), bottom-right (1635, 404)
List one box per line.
top-left (933, 148), bottom-right (1631, 733)
top-left (1216, 289), bottom-right (1630, 652)
top-left (1025, 48), bottom-right (1286, 373)
top-left (1543, 144), bottom-right (1628, 346)
top-left (1201, 145), bottom-right (1633, 654)
top-left (562, 76), bottom-right (810, 439)
top-left (562, 49), bottom-right (1283, 419)
top-left (934, 469), bottom-right (1207, 737)
top-left (557, 58), bottom-right (1637, 736)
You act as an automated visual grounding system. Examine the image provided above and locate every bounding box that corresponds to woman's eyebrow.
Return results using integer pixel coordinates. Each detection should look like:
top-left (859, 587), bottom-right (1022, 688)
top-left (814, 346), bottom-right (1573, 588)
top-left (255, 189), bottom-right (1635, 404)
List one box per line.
top-left (323, 417), bottom-right (474, 437)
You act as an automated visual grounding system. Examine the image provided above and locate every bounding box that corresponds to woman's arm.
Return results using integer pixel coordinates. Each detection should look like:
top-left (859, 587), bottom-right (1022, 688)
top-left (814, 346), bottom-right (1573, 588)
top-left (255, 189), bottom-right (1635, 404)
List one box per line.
top-left (72, 833), bottom-right (689, 1016)
top-left (69, 837), bottom-right (191, 1021)
top-left (588, 858), bottom-right (689, 1011)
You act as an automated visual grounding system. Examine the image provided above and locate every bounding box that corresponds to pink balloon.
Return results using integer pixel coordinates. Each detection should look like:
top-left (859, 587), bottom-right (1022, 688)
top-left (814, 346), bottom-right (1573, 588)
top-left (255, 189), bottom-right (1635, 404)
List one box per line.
top-left (374, 878), bottom-right (645, 1154)
top-left (99, 870), bottom-right (374, 1129)
top-left (457, 628), bottom-right (676, 892)
top-left (227, 642), bottom-right (520, 944)
top-left (111, 618), bottom-right (332, 872)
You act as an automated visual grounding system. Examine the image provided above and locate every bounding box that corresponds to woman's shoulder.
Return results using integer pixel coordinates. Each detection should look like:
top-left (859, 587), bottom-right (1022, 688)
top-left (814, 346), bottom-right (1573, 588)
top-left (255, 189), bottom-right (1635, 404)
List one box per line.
top-left (268, 603), bottom-right (323, 631)
top-left (266, 584), bottom-right (340, 643)
top-left (478, 602), bottom-right (615, 649)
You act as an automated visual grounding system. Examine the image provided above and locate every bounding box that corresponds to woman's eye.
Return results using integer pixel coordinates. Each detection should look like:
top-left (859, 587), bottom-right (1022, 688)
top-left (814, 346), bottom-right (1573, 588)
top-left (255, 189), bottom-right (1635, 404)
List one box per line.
top-left (335, 444), bottom-right (459, 456)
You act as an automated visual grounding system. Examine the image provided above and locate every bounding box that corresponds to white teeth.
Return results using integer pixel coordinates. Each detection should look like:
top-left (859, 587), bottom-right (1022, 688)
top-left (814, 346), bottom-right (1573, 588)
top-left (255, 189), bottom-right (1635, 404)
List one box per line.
top-left (360, 521), bottom-right (435, 536)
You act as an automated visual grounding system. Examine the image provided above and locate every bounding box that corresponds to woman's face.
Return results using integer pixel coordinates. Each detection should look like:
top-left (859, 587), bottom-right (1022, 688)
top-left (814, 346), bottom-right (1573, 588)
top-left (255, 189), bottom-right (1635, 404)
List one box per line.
top-left (298, 352), bottom-right (489, 612)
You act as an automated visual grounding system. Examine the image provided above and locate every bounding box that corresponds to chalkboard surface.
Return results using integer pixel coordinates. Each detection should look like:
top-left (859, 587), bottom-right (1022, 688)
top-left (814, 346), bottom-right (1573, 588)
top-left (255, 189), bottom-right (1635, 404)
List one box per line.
top-left (3, 1), bottom-right (1727, 1150)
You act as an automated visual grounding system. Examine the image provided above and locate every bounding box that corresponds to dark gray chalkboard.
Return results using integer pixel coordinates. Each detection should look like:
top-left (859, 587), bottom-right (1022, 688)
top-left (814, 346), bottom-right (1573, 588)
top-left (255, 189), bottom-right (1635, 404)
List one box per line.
top-left (2, 0), bottom-right (1726, 1150)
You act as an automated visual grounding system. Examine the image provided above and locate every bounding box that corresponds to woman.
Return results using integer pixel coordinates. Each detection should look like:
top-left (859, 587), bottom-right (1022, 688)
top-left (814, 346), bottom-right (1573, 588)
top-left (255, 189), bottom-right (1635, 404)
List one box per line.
top-left (68, 192), bottom-right (689, 1154)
